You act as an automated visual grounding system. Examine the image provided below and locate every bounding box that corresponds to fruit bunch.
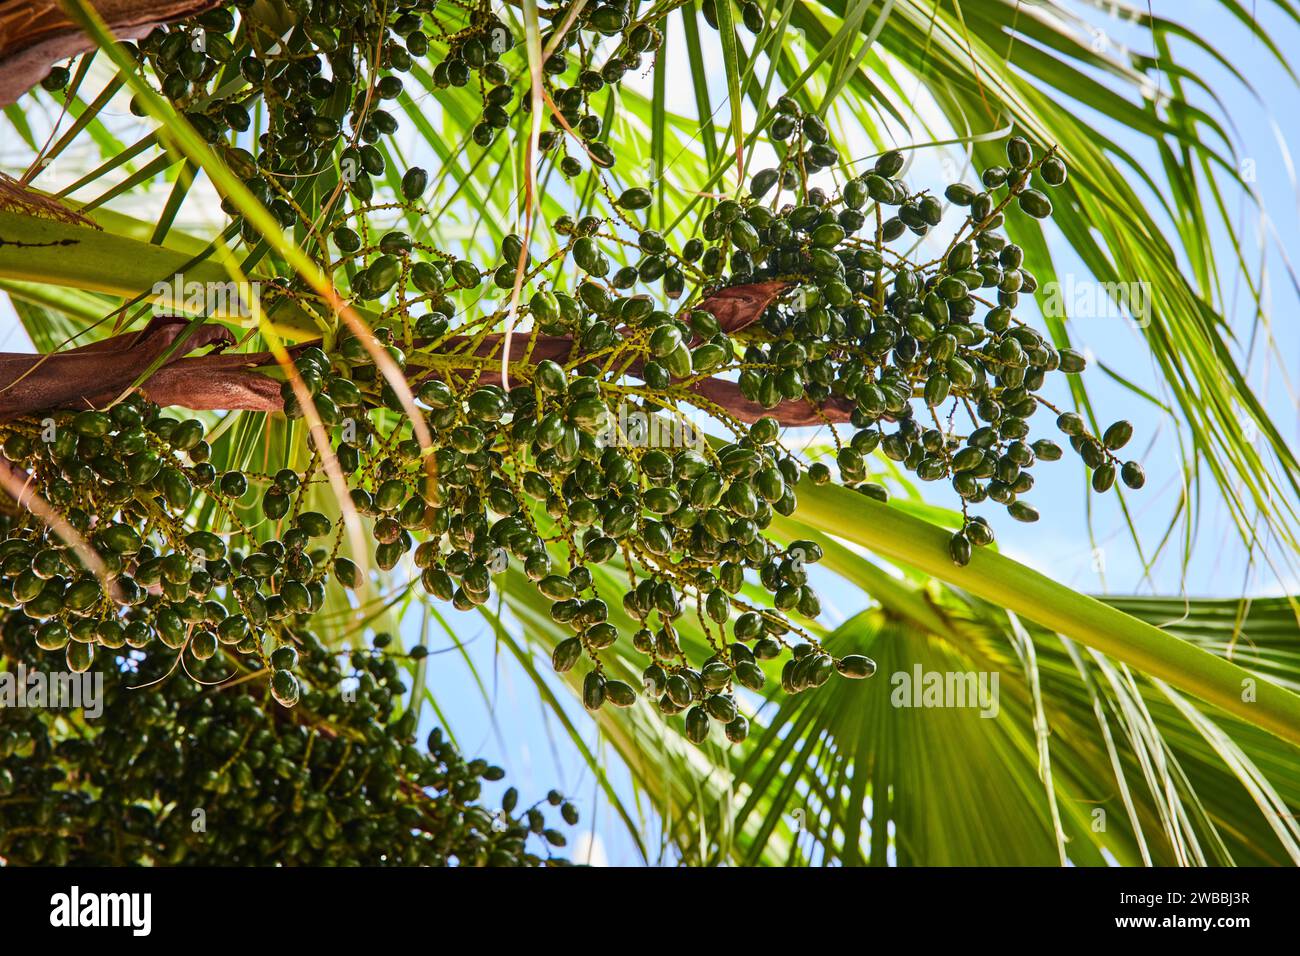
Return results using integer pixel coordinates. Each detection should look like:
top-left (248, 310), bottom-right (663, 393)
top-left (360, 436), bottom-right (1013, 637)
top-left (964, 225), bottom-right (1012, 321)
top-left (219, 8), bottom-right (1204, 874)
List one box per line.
top-left (273, 329), bottom-right (885, 746)
top-left (0, 397), bottom-right (346, 705)
top-left (265, 134), bottom-right (1142, 740)
top-left (0, 616), bottom-right (575, 866)
top-left (695, 106), bottom-right (1147, 563)
top-left (77, 0), bottom-right (684, 241)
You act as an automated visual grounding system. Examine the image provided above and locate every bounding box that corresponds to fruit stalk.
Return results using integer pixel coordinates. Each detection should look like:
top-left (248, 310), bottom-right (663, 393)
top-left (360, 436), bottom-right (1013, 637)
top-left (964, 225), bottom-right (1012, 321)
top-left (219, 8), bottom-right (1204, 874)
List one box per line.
top-left (0, 281), bottom-right (842, 425)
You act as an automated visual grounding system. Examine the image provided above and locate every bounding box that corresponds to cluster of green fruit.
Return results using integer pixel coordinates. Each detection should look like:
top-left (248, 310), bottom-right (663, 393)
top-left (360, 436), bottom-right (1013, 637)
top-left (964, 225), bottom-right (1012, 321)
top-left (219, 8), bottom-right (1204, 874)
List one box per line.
top-left (281, 134), bottom-right (1143, 740)
top-left (680, 106), bottom-right (1144, 562)
top-left (275, 337), bottom-right (880, 744)
top-left (0, 396), bottom-right (340, 704)
top-left (527, 3), bottom-right (665, 177)
top-left (0, 618), bottom-right (574, 865)
top-left (90, 0), bottom-right (673, 242)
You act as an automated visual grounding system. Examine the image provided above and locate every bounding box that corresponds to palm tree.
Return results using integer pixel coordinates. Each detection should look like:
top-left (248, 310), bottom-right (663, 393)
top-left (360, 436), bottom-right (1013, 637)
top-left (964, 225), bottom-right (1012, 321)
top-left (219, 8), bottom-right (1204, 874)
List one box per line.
top-left (0, 0), bottom-right (1296, 865)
